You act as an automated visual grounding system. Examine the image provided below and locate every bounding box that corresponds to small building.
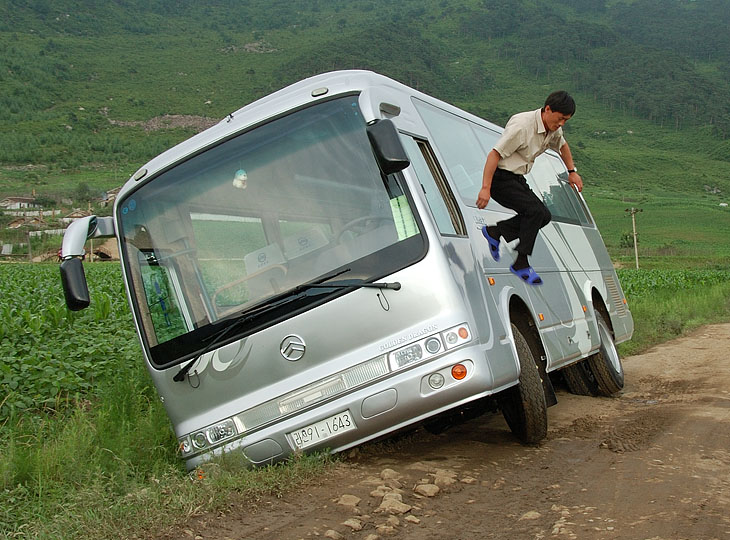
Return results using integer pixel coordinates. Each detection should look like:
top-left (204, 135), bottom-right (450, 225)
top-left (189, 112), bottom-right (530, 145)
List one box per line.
top-left (8, 218), bottom-right (27, 229)
top-left (7, 216), bottom-right (44, 229)
top-left (61, 209), bottom-right (92, 224)
top-left (0, 197), bottom-right (39, 210)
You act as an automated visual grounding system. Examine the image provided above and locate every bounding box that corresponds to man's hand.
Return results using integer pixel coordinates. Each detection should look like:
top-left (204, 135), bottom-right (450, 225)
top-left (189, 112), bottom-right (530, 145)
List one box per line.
top-left (568, 171), bottom-right (583, 192)
top-left (476, 186), bottom-right (491, 209)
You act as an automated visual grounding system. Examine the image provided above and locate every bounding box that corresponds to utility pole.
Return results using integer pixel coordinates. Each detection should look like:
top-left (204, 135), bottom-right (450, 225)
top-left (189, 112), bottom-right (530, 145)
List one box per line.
top-left (625, 207), bottom-right (643, 269)
top-left (88, 201), bottom-right (93, 263)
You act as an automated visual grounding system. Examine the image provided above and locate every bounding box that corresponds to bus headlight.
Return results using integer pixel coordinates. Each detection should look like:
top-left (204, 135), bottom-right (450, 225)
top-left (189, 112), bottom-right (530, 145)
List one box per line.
top-left (428, 372), bottom-right (445, 389)
top-left (180, 418), bottom-right (239, 456)
top-left (192, 432), bottom-right (208, 449)
top-left (424, 337), bottom-right (442, 354)
top-left (390, 344), bottom-right (423, 370)
top-left (206, 419), bottom-right (237, 444)
top-left (388, 324), bottom-right (471, 372)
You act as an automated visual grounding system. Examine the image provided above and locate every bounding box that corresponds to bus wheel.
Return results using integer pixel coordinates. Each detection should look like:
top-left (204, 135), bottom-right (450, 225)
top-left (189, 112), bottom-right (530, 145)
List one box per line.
top-left (497, 323), bottom-right (548, 444)
top-left (561, 360), bottom-right (598, 396)
top-left (585, 311), bottom-right (624, 396)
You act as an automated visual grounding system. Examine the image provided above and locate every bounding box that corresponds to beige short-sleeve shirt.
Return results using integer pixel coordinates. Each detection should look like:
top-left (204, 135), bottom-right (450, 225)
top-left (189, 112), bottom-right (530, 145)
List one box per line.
top-left (493, 108), bottom-right (566, 175)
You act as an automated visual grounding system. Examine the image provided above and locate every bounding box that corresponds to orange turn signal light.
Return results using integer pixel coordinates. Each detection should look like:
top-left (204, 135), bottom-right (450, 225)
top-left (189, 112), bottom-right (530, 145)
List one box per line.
top-left (458, 327), bottom-right (469, 339)
top-left (538, 313), bottom-right (544, 321)
top-left (488, 277), bottom-right (495, 286)
top-left (451, 364), bottom-right (467, 380)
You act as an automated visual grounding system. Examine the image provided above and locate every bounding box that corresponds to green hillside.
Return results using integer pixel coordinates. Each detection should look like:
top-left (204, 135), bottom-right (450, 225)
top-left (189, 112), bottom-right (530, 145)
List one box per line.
top-left (1, 0), bottom-right (729, 264)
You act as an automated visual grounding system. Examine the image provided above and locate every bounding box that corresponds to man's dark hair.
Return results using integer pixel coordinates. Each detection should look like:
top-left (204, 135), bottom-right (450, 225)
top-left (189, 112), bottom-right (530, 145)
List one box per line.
top-left (544, 90), bottom-right (576, 116)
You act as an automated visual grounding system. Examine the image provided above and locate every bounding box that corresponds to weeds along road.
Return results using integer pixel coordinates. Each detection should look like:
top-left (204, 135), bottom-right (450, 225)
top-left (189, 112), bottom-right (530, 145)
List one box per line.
top-left (160, 324), bottom-right (730, 540)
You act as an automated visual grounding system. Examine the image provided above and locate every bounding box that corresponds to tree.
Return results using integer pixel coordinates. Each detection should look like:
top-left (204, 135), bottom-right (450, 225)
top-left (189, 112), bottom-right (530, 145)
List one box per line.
top-left (75, 182), bottom-right (92, 202)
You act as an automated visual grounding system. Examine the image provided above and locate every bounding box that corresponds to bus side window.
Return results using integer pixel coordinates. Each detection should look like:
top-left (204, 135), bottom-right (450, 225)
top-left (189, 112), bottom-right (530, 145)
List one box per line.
top-left (546, 156), bottom-right (594, 227)
top-left (137, 251), bottom-right (189, 344)
top-left (400, 136), bottom-right (466, 236)
top-left (472, 123), bottom-right (500, 157)
top-left (413, 99), bottom-right (486, 205)
top-left (526, 157), bottom-right (586, 226)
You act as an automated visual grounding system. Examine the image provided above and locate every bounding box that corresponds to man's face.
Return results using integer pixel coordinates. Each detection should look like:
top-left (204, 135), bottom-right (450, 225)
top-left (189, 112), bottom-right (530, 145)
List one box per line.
top-left (542, 106), bottom-right (572, 132)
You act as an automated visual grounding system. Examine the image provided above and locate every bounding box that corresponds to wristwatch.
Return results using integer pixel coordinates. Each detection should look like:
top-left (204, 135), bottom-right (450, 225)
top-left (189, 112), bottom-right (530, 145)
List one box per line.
top-left (567, 168), bottom-right (577, 174)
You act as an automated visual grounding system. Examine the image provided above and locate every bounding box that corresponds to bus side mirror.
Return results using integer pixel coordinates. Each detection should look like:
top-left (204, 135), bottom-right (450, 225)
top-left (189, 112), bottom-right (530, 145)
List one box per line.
top-left (59, 215), bottom-right (115, 311)
top-left (367, 119), bottom-right (410, 175)
top-left (60, 257), bottom-right (90, 311)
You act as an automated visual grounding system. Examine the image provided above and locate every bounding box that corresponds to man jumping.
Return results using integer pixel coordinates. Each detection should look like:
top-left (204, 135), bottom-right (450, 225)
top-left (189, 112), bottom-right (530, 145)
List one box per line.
top-left (476, 90), bottom-right (583, 285)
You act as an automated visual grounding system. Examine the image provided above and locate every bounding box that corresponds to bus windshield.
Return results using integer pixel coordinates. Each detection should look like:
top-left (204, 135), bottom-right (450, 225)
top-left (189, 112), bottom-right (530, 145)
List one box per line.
top-left (117, 96), bottom-right (425, 367)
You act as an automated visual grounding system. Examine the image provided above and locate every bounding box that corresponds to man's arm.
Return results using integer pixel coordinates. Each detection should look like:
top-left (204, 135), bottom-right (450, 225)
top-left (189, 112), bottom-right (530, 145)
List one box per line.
top-left (559, 142), bottom-right (583, 192)
top-left (476, 149), bottom-right (501, 209)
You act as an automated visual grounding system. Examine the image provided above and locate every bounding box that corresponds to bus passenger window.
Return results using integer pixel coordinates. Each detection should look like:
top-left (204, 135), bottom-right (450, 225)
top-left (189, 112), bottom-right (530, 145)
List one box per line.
top-left (413, 99), bottom-right (486, 205)
top-left (138, 252), bottom-right (189, 344)
top-left (400, 136), bottom-right (465, 236)
top-left (527, 157), bottom-right (587, 226)
top-left (546, 157), bottom-right (593, 226)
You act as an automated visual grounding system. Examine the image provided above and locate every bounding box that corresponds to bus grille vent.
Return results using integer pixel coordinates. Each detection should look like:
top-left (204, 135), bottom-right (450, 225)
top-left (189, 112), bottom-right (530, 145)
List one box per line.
top-left (604, 274), bottom-right (627, 317)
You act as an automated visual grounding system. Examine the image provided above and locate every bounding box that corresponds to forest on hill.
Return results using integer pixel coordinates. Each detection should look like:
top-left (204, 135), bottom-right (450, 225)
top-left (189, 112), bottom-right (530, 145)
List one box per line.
top-left (1, 0), bottom-right (729, 202)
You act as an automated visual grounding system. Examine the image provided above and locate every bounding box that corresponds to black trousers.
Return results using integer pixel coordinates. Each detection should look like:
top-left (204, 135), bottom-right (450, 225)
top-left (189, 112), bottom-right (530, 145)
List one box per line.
top-left (490, 168), bottom-right (551, 257)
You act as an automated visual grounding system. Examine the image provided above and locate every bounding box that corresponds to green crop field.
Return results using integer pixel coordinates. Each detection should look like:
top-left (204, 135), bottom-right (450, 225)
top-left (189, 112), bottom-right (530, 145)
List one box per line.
top-left (587, 194), bottom-right (730, 267)
top-left (0, 263), bottom-right (138, 416)
top-left (0, 262), bottom-right (332, 539)
top-left (3, 262), bottom-right (726, 421)
top-left (616, 268), bottom-right (730, 355)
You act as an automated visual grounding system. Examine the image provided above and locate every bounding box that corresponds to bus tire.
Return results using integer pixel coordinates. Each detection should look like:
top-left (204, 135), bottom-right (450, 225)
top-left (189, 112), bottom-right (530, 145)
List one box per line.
top-left (497, 323), bottom-right (548, 444)
top-left (561, 360), bottom-right (598, 396)
top-left (585, 311), bottom-right (624, 396)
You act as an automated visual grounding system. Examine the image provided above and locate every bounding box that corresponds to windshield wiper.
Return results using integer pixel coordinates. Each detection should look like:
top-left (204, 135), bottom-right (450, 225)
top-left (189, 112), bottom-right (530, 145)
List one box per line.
top-left (172, 268), bottom-right (400, 382)
top-left (172, 287), bottom-right (326, 382)
top-left (302, 279), bottom-right (401, 290)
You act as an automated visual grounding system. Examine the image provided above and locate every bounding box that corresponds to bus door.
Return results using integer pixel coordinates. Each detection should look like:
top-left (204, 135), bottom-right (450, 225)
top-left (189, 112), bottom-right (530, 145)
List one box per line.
top-left (470, 128), bottom-right (576, 367)
top-left (526, 156), bottom-right (600, 362)
top-left (399, 134), bottom-right (518, 390)
top-left (411, 99), bottom-right (571, 369)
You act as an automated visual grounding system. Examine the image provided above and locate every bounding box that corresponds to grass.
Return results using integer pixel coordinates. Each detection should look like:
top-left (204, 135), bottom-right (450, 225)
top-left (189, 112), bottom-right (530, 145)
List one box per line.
top-left (1, 365), bottom-right (334, 539)
top-left (618, 279), bottom-right (730, 357)
top-left (586, 193), bottom-right (730, 263)
top-left (2, 419), bottom-right (333, 539)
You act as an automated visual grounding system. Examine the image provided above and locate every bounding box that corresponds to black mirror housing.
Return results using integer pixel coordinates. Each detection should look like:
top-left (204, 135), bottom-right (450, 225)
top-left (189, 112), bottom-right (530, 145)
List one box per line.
top-left (366, 119), bottom-right (410, 175)
top-left (60, 257), bottom-right (91, 311)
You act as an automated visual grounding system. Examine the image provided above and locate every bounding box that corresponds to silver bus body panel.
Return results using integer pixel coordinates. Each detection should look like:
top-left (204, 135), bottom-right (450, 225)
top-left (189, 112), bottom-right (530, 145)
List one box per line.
top-left (105, 70), bottom-right (632, 468)
top-left (186, 341), bottom-right (509, 468)
top-left (152, 254), bottom-right (508, 434)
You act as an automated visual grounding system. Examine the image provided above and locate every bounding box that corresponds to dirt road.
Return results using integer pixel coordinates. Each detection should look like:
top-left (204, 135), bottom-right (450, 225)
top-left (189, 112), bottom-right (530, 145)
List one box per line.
top-left (164, 324), bottom-right (730, 540)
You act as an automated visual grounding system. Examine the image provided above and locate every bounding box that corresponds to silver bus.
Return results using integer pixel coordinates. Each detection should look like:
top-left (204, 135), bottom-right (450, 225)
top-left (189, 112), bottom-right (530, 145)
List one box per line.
top-left (60, 71), bottom-right (633, 469)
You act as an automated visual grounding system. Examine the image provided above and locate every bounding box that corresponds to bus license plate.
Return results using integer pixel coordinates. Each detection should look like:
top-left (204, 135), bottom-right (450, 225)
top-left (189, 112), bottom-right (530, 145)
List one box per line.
top-left (288, 411), bottom-right (356, 450)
